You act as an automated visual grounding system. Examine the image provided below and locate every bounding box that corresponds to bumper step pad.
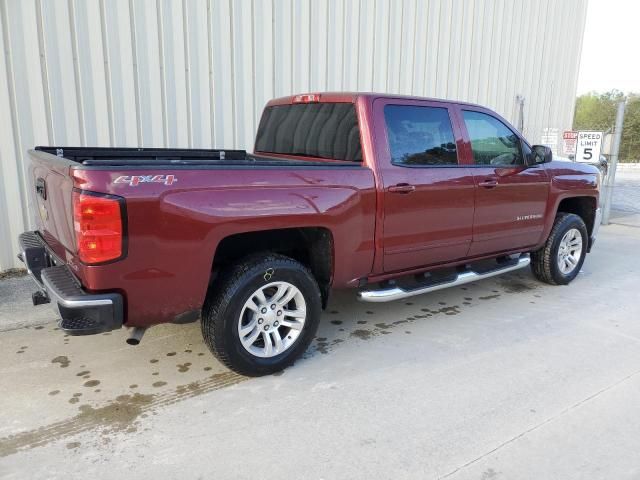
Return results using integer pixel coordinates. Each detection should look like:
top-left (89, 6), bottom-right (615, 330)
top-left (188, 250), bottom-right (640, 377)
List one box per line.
top-left (18, 231), bottom-right (49, 284)
top-left (41, 266), bottom-right (124, 335)
top-left (59, 315), bottom-right (112, 334)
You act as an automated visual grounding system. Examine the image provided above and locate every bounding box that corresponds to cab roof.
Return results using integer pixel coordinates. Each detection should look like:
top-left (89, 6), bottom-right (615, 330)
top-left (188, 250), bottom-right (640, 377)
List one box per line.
top-left (266, 92), bottom-right (485, 109)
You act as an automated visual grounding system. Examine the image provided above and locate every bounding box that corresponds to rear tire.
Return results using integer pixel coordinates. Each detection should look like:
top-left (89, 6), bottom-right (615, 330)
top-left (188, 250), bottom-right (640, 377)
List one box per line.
top-left (201, 254), bottom-right (321, 376)
top-left (531, 213), bottom-right (587, 285)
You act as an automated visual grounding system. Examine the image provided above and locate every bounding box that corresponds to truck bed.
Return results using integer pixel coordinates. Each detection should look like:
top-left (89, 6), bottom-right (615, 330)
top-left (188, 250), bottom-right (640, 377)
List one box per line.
top-left (34, 146), bottom-right (362, 168)
top-left (27, 144), bottom-right (376, 327)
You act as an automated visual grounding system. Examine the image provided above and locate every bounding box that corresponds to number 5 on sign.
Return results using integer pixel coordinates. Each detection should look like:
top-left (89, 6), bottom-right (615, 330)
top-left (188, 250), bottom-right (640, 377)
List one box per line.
top-left (576, 131), bottom-right (603, 163)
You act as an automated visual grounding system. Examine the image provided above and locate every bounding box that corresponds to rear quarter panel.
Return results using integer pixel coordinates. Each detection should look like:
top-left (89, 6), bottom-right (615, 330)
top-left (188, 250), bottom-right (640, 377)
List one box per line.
top-left (71, 166), bottom-right (376, 327)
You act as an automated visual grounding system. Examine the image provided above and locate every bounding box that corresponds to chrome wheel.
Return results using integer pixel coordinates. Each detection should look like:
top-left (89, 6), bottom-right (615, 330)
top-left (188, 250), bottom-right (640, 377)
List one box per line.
top-left (238, 281), bottom-right (307, 358)
top-left (557, 228), bottom-right (583, 275)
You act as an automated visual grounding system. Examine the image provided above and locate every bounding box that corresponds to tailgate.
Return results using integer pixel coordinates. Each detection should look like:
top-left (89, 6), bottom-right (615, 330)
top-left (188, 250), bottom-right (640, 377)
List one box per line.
top-left (28, 150), bottom-right (76, 259)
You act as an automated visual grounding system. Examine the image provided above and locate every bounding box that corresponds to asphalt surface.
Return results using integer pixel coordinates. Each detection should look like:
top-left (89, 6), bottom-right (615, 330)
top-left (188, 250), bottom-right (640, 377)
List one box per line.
top-left (0, 173), bottom-right (639, 479)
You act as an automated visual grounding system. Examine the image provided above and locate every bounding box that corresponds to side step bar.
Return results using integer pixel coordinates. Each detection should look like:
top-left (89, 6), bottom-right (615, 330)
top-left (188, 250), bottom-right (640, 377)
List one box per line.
top-left (358, 255), bottom-right (531, 303)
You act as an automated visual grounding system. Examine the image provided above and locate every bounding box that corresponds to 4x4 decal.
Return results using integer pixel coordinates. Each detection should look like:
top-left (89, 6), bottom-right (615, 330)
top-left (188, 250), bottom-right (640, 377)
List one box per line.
top-left (114, 174), bottom-right (177, 187)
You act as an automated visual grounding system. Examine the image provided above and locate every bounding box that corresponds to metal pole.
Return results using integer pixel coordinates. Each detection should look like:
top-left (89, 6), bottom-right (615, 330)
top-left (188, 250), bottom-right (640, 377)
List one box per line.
top-left (601, 100), bottom-right (626, 225)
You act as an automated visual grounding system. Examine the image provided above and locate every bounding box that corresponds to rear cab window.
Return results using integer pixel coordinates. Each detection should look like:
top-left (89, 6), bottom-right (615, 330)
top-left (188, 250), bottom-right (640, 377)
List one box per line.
top-left (254, 103), bottom-right (362, 162)
top-left (383, 105), bottom-right (458, 166)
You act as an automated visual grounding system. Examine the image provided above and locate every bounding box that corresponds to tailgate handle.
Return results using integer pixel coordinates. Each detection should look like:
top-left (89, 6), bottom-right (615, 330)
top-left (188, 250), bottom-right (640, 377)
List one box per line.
top-left (35, 178), bottom-right (47, 200)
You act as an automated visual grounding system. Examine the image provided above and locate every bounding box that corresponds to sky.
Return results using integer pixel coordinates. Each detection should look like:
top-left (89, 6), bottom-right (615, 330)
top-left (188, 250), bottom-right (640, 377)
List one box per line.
top-left (577, 0), bottom-right (640, 94)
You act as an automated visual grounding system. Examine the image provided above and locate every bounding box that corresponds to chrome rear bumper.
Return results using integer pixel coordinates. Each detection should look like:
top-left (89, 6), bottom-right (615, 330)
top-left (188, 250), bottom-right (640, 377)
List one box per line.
top-left (18, 231), bottom-right (123, 335)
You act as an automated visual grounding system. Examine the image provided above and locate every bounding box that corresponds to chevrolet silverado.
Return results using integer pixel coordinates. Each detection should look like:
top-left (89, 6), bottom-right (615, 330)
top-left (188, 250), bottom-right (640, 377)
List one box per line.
top-left (19, 92), bottom-right (601, 375)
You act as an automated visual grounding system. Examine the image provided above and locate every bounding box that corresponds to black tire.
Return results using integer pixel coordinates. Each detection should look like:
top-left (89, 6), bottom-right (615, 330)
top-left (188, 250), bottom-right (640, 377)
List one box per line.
top-left (530, 212), bottom-right (588, 285)
top-left (201, 253), bottom-right (322, 376)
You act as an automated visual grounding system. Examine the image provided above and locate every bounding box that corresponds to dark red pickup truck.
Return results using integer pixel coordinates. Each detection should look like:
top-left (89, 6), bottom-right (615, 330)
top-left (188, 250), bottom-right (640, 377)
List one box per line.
top-left (19, 92), bottom-right (601, 375)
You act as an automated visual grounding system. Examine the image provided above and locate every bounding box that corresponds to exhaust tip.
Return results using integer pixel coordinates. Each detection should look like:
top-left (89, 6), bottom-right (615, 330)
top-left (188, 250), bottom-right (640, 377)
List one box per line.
top-left (126, 327), bottom-right (146, 346)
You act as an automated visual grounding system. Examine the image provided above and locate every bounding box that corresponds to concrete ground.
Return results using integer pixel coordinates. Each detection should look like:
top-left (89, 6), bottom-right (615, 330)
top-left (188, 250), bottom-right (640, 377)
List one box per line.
top-left (608, 168), bottom-right (640, 227)
top-left (1, 175), bottom-right (639, 479)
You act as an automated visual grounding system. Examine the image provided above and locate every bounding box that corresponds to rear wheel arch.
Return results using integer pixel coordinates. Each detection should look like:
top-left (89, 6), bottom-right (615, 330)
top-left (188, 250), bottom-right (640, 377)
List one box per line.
top-left (202, 253), bottom-right (322, 375)
top-left (209, 227), bottom-right (334, 307)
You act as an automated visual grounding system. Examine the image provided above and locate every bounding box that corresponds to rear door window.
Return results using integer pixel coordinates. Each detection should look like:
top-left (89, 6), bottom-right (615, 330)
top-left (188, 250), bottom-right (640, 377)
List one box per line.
top-left (383, 105), bottom-right (458, 166)
top-left (462, 110), bottom-right (524, 166)
top-left (254, 103), bottom-right (362, 161)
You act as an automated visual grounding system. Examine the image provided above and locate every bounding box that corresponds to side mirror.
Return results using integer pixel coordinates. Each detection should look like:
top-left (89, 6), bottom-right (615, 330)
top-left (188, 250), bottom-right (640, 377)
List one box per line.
top-left (530, 145), bottom-right (552, 165)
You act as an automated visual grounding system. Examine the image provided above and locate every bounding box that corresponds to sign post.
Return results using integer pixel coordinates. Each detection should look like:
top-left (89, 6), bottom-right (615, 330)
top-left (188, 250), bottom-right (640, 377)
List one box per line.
top-left (602, 101), bottom-right (626, 225)
top-left (562, 131), bottom-right (578, 156)
top-left (575, 131), bottom-right (603, 163)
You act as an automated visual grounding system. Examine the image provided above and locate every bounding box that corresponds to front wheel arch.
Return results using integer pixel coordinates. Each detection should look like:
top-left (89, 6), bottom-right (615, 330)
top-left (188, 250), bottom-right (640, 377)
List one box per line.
top-left (554, 196), bottom-right (597, 238)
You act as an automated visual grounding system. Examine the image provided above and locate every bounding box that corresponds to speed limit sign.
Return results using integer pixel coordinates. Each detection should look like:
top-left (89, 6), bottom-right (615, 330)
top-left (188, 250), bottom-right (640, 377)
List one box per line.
top-left (576, 131), bottom-right (603, 163)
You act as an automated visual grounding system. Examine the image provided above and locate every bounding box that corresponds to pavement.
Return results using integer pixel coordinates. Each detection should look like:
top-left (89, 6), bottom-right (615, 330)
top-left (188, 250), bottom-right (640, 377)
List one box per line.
top-left (0, 273), bottom-right (55, 331)
top-left (608, 168), bottom-right (640, 227)
top-left (0, 174), bottom-right (639, 479)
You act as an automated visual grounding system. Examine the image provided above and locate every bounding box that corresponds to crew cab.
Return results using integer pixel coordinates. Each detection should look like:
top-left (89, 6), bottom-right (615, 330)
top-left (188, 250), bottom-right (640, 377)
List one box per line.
top-left (19, 92), bottom-right (601, 375)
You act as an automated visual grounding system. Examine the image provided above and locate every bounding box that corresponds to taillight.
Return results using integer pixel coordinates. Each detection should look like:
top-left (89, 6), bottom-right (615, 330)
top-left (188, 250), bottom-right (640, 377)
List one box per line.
top-left (73, 191), bottom-right (124, 264)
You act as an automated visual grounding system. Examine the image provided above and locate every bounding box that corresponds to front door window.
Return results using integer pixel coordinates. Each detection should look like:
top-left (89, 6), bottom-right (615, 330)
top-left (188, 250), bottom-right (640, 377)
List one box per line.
top-left (462, 110), bottom-right (524, 167)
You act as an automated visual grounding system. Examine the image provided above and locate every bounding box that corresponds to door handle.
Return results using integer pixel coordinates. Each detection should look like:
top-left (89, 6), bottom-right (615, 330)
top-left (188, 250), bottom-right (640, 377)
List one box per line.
top-left (388, 183), bottom-right (416, 194)
top-left (478, 178), bottom-right (498, 189)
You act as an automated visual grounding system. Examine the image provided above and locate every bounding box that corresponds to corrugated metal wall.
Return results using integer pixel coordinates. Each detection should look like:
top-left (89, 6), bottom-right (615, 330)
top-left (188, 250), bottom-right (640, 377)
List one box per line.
top-left (0, 0), bottom-right (588, 271)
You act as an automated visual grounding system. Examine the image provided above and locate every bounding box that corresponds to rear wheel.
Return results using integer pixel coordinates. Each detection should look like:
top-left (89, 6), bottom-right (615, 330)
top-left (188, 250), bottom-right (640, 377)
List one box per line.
top-left (531, 213), bottom-right (587, 285)
top-left (202, 254), bottom-right (321, 376)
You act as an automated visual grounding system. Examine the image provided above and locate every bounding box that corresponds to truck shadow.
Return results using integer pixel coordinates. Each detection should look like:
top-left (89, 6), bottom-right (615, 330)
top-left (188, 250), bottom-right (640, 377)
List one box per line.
top-left (306, 270), bottom-right (541, 358)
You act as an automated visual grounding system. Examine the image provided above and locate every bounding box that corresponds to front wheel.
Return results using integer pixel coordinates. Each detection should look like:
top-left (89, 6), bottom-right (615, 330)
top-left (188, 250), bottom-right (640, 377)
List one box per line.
top-left (531, 212), bottom-right (588, 285)
top-left (202, 254), bottom-right (322, 376)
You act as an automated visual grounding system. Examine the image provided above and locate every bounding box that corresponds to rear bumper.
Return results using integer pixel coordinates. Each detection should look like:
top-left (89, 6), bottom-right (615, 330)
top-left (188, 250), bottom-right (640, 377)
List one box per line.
top-left (18, 231), bottom-right (123, 335)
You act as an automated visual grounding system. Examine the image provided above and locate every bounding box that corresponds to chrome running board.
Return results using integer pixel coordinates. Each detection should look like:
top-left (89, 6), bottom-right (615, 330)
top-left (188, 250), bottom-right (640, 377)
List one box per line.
top-left (358, 254), bottom-right (530, 303)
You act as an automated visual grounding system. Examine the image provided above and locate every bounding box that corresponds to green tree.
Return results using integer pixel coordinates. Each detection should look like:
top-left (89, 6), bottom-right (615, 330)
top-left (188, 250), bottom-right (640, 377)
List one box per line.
top-left (621, 94), bottom-right (640, 161)
top-left (573, 90), bottom-right (640, 162)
